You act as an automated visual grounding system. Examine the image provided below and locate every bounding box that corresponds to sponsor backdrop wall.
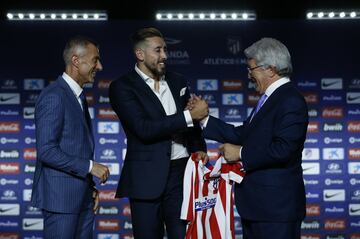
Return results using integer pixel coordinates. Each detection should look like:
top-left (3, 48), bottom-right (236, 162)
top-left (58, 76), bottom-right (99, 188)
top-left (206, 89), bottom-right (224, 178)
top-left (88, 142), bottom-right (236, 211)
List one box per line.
top-left (0, 20), bottom-right (359, 239)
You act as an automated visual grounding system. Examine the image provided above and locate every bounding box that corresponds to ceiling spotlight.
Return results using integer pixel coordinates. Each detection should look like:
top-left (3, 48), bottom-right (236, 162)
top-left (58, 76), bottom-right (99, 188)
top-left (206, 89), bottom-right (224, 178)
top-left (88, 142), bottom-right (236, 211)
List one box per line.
top-left (18, 13), bottom-right (24, 19)
top-left (72, 14), bottom-right (78, 19)
top-left (83, 14), bottom-right (88, 19)
top-left (155, 11), bottom-right (256, 21)
top-left (40, 13), bottom-right (45, 19)
top-left (61, 13), bottom-right (67, 19)
top-left (307, 10), bottom-right (359, 20)
top-left (29, 13), bottom-right (35, 19)
top-left (51, 13), bottom-right (56, 19)
top-left (7, 13), bottom-right (13, 19)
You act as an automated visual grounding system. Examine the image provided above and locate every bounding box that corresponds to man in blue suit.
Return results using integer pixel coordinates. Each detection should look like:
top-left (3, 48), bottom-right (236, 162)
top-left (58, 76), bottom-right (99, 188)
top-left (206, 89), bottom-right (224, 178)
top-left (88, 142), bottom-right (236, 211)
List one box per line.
top-left (189, 38), bottom-right (309, 239)
top-left (31, 36), bottom-right (110, 239)
top-left (109, 27), bottom-right (207, 239)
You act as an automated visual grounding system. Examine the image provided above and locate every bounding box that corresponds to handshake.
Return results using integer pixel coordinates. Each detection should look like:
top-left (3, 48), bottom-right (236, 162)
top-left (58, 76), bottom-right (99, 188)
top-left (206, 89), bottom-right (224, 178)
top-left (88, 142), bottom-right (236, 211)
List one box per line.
top-left (187, 94), bottom-right (209, 121)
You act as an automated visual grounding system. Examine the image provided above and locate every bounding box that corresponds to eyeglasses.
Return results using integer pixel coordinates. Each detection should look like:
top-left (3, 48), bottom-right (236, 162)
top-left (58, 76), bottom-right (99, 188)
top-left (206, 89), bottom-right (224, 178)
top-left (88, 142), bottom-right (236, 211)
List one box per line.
top-left (247, 65), bottom-right (264, 73)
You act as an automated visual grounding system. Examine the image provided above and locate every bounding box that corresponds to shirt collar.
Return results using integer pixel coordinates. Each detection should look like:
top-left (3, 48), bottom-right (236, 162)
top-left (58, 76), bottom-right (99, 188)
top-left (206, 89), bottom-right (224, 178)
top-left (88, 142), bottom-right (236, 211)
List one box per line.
top-left (134, 64), bottom-right (165, 83)
top-left (62, 72), bottom-right (83, 98)
top-left (265, 77), bottom-right (290, 97)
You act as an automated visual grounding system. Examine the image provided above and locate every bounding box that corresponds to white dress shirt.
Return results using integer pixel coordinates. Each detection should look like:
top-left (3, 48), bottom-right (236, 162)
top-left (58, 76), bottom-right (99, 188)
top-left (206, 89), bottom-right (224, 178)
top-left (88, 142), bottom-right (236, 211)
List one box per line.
top-left (135, 65), bottom-right (193, 160)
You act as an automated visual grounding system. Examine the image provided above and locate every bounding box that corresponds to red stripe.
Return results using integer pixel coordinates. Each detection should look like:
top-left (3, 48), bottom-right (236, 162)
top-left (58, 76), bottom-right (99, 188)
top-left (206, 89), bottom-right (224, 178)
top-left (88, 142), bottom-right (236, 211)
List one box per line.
top-left (209, 206), bottom-right (221, 238)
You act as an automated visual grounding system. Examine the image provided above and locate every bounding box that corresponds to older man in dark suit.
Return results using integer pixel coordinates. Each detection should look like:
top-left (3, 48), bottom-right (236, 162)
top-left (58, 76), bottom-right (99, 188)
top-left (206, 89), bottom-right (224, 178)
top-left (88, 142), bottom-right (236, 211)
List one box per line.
top-left (190, 38), bottom-right (309, 239)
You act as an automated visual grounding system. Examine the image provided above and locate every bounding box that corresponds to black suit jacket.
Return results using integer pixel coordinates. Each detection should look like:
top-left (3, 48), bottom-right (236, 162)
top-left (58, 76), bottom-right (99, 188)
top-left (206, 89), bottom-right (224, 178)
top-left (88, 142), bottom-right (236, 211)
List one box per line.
top-left (109, 70), bottom-right (206, 199)
top-left (204, 82), bottom-right (308, 221)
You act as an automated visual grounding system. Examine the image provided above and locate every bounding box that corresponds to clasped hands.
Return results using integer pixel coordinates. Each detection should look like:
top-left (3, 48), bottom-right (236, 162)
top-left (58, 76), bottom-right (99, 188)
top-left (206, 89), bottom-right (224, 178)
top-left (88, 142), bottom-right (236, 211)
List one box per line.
top-left (186, 94), bottom-right (209, 121)
top-left (187, 94), bottom-right (242, 164)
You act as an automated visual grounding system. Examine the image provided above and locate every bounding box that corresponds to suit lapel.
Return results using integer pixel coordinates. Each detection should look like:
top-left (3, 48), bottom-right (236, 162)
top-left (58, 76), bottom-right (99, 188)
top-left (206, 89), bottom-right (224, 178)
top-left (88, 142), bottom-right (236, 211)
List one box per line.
top-left (57, 76), bottom-right (94, 149)
top-left (128, 71), bottom-right (167, 115)
top-left (246, 82), bottom-right (292, 132)
top-left (165, 74), bottom-right (182, 112)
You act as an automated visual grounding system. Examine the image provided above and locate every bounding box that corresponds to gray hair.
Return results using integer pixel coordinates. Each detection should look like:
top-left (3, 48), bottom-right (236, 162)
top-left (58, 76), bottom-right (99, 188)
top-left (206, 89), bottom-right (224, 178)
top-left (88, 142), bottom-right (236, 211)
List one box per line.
top-left (63, 36), bottom-right (98, 66)
top-left (244, 38), bottom-right (292, 77)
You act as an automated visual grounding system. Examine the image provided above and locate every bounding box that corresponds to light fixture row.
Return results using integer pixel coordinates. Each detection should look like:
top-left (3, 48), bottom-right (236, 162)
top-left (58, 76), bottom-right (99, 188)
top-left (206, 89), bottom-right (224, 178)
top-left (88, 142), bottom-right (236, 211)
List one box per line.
top-left (306, 11), bottom-right (359, 20)
top-left (6, 11), bottom-right (108, 21)
top-left (155, 12), bottom-right (256, 21)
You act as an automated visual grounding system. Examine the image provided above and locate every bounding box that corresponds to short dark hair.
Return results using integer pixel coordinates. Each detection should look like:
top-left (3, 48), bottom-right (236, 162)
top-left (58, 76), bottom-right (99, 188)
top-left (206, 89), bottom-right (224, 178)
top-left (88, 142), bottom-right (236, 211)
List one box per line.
top-left (63, 35), bottom-right (98, 65)
top-left (130, 27), bottom-right (163, 50)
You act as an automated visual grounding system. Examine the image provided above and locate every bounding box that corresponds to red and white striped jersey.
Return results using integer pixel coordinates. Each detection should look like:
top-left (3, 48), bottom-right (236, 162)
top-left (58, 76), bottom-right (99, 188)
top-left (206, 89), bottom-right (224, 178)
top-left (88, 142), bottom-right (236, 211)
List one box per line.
top-left (181, 153), bottom-right (246, 239)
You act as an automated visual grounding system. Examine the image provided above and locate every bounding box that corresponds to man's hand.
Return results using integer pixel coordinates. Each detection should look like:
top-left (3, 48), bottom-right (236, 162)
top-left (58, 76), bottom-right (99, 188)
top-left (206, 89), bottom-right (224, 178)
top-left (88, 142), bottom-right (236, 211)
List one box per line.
top-left (189, 95), bottom-right (209, 121)
top-left (92, 188), bottom-right (99, 213)
top-left (219, 143), bottom-right (242, 163)
top-left (91, 162), bottom-right (110, 184)
top-left (194, 151), bottom-right (209, 165)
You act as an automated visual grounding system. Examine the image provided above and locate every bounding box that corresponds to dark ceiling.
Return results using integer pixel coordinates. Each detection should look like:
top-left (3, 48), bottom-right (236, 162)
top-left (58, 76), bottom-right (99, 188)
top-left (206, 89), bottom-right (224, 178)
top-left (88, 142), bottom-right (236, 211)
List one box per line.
top-left (1, 0), bottom-right (360, 20)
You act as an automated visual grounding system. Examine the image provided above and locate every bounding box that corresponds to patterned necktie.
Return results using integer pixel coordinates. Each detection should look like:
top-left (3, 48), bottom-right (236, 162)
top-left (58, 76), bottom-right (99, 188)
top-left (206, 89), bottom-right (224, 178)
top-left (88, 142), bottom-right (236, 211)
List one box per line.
top-left (79, 91), bottom-right (92, 134)
top-left (254, 94), bottom-right (268, 115)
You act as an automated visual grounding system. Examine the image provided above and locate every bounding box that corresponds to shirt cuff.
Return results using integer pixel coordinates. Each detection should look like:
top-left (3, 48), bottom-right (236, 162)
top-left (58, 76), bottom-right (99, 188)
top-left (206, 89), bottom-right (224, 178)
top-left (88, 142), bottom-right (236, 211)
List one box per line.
top-left (89, 160), bottom-right (93, 173)
top-left (184, 110), bottom-right (194, 127)
top-left (200, 116), bottom-right (210, 129)
top-left (239, 146), bottom-right (244, 168)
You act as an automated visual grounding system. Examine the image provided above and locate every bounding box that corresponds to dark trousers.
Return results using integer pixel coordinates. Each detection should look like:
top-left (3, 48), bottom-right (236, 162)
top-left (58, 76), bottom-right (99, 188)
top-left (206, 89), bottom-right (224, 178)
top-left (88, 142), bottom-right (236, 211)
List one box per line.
top-left (241, 218), bottom-right (302, 239)
top-left (130, 158), bottom-right (187, 239)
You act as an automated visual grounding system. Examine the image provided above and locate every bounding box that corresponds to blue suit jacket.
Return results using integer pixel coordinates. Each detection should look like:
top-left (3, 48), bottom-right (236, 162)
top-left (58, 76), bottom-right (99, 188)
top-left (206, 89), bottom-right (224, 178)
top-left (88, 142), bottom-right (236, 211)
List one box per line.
top-left (204, 82), bottom-right (308, 221)
top-left (109, 70), bottom-right (206, 199)
top-left (31, 76), bottom-right (94, 213)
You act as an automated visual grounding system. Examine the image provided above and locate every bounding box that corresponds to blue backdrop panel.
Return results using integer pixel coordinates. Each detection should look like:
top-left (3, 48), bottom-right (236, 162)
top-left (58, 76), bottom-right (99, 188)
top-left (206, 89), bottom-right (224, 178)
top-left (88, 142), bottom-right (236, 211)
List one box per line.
top-left (0, 20), bottom-right (359, 239)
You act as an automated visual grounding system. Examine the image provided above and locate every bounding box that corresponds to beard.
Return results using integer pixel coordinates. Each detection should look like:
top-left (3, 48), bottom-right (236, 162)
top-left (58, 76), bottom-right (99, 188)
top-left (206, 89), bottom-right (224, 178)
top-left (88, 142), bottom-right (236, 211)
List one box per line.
top-left (144, 61), bottom-right (166, 78)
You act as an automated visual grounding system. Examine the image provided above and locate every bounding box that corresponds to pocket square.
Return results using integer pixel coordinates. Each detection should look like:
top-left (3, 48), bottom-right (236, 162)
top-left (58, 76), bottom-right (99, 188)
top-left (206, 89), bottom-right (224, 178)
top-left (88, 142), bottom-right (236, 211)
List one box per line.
top-left (180, 87), bottom-right (187, 96)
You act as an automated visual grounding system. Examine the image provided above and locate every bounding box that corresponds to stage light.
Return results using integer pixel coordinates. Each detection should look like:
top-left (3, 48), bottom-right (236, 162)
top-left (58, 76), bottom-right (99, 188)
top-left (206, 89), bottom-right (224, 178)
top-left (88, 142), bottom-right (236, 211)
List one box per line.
top-left (306, 10), bottom-right (359, 20)
top-left (6, 11), bottom-right (108, 21)
top-left (155, 11), bottom-right (256, 21)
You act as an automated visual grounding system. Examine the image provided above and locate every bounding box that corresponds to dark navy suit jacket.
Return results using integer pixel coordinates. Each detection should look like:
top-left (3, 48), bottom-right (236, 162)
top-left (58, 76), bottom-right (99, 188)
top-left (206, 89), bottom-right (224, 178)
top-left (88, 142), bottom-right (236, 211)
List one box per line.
top-left (31, 76), bottom-right (94, 213)
top-left (109, 70), bottom-right (206, 199)
top-left (204, 82), bottom-right (308, 221)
